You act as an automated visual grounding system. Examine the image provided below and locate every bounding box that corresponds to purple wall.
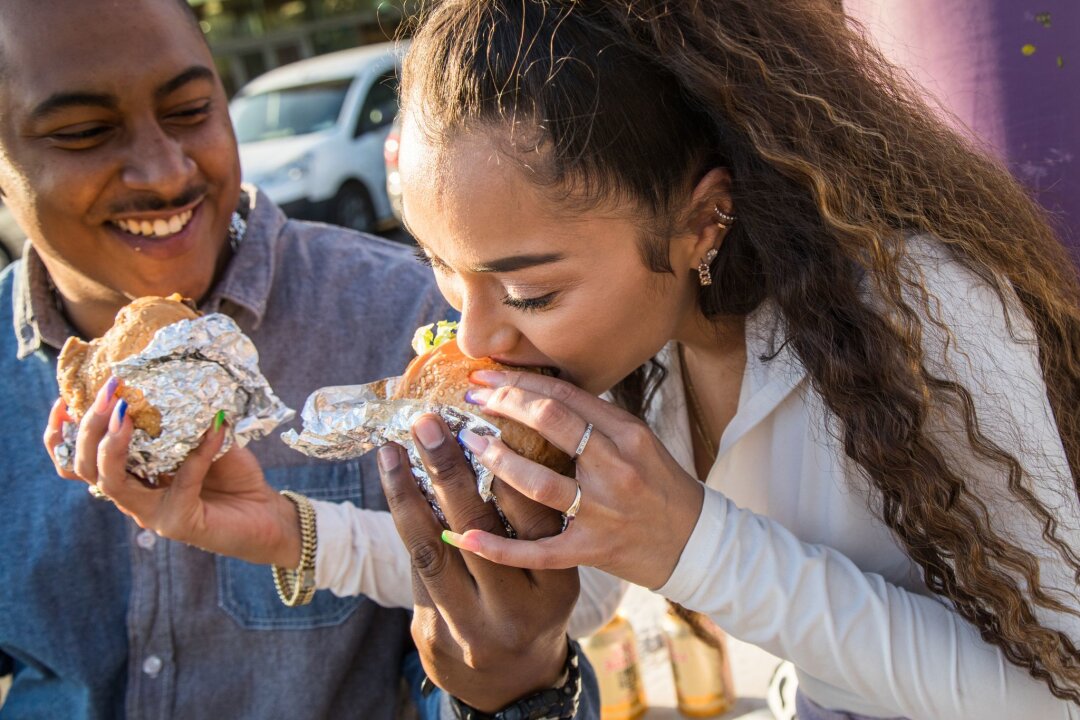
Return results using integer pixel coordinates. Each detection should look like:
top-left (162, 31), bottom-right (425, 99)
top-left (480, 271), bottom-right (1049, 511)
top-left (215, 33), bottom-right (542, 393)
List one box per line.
top-left (844, 1), bottom-right (1079, 261)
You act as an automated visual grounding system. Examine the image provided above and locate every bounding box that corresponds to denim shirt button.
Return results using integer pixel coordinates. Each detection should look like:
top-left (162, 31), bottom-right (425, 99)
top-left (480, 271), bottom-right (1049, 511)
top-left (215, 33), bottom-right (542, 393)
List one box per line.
top-left (141, 655), bottom-right (163, 678)
top-left (136, 530), bottom-right (157, 550)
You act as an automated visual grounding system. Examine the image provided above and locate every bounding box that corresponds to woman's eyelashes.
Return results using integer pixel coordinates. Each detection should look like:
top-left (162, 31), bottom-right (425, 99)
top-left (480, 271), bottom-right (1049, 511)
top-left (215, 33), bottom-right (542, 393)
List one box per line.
top-left (413, 246), bottom-right (450, 272)
top-left (413, 246), bottom-right (433, 266)
top-left (413, 247), bottom-right (559, 312)
top-left (502, 291), bottom-right (557, 312)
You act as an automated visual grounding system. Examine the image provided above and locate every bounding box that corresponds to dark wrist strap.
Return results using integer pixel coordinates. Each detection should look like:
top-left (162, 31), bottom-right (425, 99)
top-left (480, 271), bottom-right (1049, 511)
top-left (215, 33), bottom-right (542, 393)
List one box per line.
top-left (445, 638), bottom-right (582, 720)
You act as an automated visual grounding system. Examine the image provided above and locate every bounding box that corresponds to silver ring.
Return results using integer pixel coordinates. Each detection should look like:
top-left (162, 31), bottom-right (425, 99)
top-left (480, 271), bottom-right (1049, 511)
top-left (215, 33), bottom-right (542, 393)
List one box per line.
top-left (563, 484), bottom-right (582, 519)
top-left (574, 423), bottom-right (594, 459)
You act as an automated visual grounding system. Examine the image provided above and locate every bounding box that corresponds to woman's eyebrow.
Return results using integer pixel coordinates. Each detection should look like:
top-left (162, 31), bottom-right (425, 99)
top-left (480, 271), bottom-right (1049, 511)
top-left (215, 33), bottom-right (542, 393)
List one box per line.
top-left (468, 252), bottom-right (565, 273)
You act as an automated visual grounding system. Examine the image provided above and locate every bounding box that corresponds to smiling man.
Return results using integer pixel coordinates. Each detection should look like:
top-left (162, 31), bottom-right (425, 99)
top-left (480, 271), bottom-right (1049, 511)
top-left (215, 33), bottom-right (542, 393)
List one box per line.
top-left (0, 0), bottom-right (455, 717)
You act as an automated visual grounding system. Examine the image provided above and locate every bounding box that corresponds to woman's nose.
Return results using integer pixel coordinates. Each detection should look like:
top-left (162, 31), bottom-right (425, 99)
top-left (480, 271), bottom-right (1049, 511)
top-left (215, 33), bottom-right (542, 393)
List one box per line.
top-left (455, 298), bottom-right (517, 360)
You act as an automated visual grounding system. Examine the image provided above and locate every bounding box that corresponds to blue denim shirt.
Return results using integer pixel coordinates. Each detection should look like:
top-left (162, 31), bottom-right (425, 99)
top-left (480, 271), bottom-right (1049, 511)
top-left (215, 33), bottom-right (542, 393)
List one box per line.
top-left (0, 189), bottom-right (452, 719)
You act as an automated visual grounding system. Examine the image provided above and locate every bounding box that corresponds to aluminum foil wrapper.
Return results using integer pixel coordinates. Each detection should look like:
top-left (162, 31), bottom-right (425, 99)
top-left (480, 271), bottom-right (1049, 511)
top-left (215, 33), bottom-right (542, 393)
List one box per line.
top-left (281, 379), bottom-right (506, 529)
top-left (57, 313), bottom-right (294, 483)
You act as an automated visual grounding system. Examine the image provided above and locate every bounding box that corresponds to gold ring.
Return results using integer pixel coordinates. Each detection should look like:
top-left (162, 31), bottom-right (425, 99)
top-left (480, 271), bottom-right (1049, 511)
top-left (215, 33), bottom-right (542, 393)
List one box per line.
top-left (564, 484), bottom-right (582, 519)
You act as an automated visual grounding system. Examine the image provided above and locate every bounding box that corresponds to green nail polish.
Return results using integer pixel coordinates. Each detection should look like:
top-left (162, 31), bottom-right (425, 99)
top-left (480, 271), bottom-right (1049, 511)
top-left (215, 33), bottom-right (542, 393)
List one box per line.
top-left (213, 410), bottom-right (226, 431)
top-left (441, 529), bottom-right (458, 547)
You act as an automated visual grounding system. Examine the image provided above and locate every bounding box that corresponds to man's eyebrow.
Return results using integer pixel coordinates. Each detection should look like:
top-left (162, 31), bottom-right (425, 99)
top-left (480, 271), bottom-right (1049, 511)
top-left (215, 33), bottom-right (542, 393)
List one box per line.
top-left (155, 65), bottom-right (215, 101)
top-left (28, 66), bottom-right (215, 123)
top-left (30, 92), bottom-right (117, 121)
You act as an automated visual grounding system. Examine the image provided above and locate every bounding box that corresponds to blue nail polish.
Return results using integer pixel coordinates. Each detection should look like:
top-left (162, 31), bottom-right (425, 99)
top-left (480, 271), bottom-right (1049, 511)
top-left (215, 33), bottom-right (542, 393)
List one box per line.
top-left (458, 427), bottom-right (489, 454)
top-left (109, 399), bottom-right (128, 434)
top-left (465, 388), bottom-right (491, 405)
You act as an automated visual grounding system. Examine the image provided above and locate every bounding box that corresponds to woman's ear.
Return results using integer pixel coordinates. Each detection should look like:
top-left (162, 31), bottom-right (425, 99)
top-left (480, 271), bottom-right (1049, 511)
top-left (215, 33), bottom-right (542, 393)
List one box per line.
top-left (681, 168), bottom-right (735, 270)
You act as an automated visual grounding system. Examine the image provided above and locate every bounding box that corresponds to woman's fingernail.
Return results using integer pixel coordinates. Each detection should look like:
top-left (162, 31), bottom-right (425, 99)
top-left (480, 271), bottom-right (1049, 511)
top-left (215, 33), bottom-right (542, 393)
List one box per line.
top-left (458, 427), bottom-right (489, 455)
top-left (469, 370), bottom-right (506, 387)
top-left (213, 410), bottom-right (226, 432)
top-left (109, 399), bottom-right (128, 434)
top-left (94, 377), bottom-right (120, 414)
top-left (441, 529), bottom-right (463, 548)
top-left (377, 444), bottom-right (400, 472)
top-left (464, 388), bottom-right (492, 405)
top-left (414, 416), bottom-right (445, 450)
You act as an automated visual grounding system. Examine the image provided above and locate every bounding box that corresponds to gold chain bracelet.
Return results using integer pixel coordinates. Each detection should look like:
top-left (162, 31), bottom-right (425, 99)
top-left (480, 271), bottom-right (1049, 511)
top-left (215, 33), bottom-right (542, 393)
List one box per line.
top-left (272, 490), bottom-right (318, 607)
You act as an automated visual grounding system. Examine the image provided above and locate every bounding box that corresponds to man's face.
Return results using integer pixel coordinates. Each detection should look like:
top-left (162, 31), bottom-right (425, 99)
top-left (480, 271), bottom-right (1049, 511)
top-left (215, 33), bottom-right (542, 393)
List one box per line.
top-left (0, 0), bottom-right (241, 302)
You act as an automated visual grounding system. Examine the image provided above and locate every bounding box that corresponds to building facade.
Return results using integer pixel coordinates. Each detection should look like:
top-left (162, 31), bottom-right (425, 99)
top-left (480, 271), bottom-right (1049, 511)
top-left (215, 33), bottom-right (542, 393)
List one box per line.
top-left (188, 0), bottom-right (406, 95)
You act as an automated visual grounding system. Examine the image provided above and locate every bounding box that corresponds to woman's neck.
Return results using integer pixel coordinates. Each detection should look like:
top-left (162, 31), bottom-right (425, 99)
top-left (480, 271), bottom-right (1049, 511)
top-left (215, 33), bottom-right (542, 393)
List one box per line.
top-left (673, 313), bottom-right (747, 479)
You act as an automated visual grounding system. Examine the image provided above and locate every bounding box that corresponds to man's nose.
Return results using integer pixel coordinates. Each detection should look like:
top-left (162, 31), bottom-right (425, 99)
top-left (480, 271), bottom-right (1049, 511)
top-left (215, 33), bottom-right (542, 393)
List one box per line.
top-left (120, 123), bottom-right (197, 198)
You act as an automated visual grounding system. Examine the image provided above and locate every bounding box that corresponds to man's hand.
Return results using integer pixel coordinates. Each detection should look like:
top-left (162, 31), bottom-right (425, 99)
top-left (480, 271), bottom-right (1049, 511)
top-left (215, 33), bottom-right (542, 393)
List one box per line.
top-left (378, 413), bottom-right (579, 712)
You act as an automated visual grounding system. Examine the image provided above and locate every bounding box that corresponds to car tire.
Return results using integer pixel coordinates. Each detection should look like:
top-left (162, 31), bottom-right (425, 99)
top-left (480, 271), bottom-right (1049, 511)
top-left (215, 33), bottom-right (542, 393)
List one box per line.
top-left (332, 182), bottom-right (375, 233)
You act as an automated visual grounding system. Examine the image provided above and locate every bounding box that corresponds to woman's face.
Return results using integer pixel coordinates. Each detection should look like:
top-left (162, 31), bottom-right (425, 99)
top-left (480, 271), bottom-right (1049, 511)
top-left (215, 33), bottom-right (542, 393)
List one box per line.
top-left (398, 116), bottom-right (703, 395)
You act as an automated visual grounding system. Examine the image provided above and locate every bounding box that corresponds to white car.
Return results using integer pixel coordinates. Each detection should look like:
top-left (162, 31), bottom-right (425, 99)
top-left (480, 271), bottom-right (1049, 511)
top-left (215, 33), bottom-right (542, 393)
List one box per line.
top-left (230, 42), bottom-right (405, 233)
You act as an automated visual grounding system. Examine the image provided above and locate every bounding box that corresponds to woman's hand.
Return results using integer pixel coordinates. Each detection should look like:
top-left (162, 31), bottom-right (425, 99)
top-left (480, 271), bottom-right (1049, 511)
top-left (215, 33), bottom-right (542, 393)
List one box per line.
top-left (446, 369), bottom-right (706, 590)
top-left (379, 413), bottom-right (578, 712)
top-left (42, 380), bottom-right (302, 569)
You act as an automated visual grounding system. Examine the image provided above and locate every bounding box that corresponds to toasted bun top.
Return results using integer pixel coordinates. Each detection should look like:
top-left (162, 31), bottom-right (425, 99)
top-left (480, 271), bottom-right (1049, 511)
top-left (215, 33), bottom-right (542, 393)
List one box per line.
top-left (57, 294), bottom-right (198, 434)
top-left (392, 341), bottom-right (573, 474)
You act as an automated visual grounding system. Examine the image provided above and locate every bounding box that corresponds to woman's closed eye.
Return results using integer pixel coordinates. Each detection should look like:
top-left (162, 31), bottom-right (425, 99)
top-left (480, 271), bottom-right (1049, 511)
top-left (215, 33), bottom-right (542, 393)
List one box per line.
top-left (502, 291), bottom-right (557, 312)
top-left (414, 246), bottom-right (447, 271)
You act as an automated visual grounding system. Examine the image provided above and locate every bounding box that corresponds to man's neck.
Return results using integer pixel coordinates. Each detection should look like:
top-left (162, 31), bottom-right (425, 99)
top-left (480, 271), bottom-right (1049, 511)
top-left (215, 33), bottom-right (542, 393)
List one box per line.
top-left (39, 246), bottom-right (231, 341)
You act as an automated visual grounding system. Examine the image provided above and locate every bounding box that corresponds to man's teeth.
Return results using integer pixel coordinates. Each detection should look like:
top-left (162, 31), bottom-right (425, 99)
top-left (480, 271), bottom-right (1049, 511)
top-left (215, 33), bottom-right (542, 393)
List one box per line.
top-left (113, 210), bottom-right (193, 238)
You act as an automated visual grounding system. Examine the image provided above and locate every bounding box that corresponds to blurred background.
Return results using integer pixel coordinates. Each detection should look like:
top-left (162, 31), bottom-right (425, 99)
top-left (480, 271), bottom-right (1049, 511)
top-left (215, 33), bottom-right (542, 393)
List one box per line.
top-left (1, 0), bottom-right (1076, 267)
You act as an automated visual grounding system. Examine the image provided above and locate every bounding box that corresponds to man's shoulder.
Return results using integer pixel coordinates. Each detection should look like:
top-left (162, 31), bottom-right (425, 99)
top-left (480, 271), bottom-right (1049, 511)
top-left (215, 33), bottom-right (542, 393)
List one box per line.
top-left (275, 220), bottom-right (433, 294)
top-left (1, 259), bottom-right (17, 291)
top-left (0, 260), bottom-right (20, 351)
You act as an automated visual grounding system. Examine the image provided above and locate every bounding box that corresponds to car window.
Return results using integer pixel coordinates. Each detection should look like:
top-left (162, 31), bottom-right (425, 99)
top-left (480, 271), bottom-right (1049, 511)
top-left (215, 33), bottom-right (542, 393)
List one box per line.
top-left (353, 70), bottom-right (398, 137)
top-left (232, 79), bottom-right (353, 143)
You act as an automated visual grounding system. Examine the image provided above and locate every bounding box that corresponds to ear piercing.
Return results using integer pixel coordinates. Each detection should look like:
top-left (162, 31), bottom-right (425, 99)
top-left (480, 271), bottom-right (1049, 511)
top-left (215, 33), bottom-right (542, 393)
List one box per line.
top-left (697, 248), bottom-right (719, 286)
top-left (713, 205), bottom-right (737, 229)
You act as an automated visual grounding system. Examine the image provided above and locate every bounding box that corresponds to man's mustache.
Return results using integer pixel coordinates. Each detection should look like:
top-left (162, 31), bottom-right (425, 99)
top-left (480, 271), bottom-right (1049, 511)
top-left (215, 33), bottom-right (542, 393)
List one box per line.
top-left (108, 184), bottom-right (208, 215)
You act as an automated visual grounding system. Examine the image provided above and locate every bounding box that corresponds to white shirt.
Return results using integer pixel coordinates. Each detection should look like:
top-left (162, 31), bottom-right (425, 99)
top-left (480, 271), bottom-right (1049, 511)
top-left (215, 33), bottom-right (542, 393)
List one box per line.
top-left (313, 239), bottom-right (1078, 717)
top-left (656, 240), bottom-right (1080, 718)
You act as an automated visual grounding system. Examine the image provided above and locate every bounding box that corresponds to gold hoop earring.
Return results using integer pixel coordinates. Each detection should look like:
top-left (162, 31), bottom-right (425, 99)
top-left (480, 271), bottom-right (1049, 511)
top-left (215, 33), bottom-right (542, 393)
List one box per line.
top-left (697, 248), bottom-right (718, 286)
top-left (713, 205), bottom-right (737, 229)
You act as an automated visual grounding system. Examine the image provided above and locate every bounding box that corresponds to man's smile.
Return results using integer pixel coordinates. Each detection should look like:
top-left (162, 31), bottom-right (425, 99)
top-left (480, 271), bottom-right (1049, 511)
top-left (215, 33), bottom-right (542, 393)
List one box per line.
top-left (110, 208), bottom-right (195, 238)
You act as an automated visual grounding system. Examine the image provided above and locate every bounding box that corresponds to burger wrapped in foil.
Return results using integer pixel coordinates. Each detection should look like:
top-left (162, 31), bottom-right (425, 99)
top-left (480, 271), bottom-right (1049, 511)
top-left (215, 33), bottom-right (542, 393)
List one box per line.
top-left (282, 321), bottom-right (572, 528)
top-left (56, 297), bottom-right (293, 483)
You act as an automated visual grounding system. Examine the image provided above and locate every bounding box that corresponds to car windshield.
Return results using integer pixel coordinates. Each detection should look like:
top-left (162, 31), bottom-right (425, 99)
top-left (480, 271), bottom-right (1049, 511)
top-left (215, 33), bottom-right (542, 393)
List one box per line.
top-left (232, 79), bottom-right (352, 143)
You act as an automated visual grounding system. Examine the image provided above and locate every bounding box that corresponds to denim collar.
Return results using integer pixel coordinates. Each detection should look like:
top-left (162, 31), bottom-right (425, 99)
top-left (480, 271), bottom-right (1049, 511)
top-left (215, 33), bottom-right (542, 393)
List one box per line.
top-left (12, 185), bottom-right (282, 360)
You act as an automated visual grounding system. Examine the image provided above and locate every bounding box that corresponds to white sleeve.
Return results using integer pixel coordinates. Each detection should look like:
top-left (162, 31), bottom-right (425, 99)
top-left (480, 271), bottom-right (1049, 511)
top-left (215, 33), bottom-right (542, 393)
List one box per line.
top-left (313, 499), bottom-right (414, 609)
top-left (313, 500), bottom-right (630, 637)
top-left (570, 568), bottom-right (628, 639)
top-left (660, 244), bottom-right (1080, 719)
top-left (660, 490), bottom-right (1077, 719)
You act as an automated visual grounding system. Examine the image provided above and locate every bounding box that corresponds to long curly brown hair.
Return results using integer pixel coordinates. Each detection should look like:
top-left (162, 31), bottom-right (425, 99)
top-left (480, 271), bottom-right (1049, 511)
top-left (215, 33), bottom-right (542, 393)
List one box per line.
top-left (400, 0), bottom-right (1080, 702)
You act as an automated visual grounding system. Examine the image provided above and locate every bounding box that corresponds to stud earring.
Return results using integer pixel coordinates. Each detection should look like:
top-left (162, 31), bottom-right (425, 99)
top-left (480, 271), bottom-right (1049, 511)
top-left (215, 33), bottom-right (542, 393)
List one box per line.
top-left (697, 248), bottom-right (718, 286)
top-left (713, 205), bottom-right (737, 229)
